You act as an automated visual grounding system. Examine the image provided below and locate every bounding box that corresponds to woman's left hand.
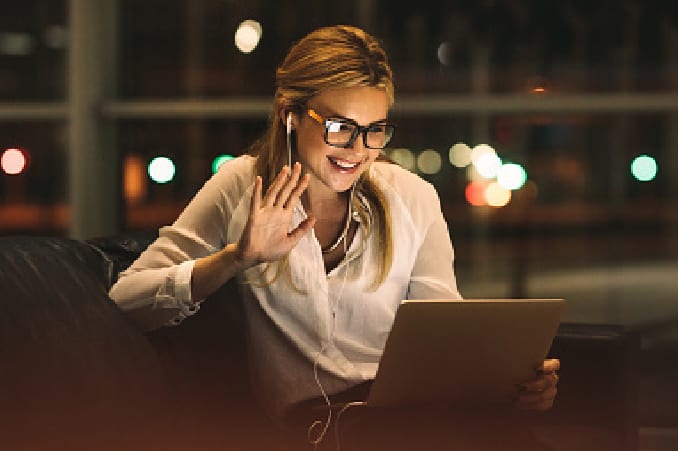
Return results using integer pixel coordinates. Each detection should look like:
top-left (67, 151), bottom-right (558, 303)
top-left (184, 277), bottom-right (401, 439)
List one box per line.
top-left (516, 358), bottom-right (560, 412)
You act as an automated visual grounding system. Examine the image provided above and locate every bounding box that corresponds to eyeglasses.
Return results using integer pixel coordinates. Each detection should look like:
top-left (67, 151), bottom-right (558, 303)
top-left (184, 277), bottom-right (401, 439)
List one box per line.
top-left (306, 108), bottom-right (395, 150)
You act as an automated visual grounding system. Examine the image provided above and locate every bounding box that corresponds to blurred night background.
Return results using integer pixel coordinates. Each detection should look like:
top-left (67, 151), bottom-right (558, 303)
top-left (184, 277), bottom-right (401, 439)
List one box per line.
top-left (0, 0), bottom-right (676, 446)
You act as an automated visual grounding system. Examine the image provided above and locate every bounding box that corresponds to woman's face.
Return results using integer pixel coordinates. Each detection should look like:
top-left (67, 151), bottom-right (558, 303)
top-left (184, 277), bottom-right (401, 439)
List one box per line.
top-left (293, 86), bottom-right (390, 196)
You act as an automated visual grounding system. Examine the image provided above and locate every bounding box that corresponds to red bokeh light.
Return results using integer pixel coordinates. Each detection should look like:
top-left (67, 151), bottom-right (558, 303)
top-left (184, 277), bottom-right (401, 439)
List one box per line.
top-left (465, 181), bottom-right (487, 206)
top-left (1, 148), bottom-right (28, 175)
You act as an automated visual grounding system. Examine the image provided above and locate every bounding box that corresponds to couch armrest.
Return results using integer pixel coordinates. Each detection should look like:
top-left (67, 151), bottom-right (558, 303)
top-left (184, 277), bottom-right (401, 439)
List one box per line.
top-left (0, 236), bottom-right (169, 449)
top-left (87, 229), bottom-right (159, 288)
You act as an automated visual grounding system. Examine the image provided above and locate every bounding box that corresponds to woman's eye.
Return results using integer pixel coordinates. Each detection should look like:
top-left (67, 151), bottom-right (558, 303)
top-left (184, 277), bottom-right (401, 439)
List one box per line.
top-left (327, 121), bottom-right (354, 133)
top-left (327, 121), bottom-right (343, 133)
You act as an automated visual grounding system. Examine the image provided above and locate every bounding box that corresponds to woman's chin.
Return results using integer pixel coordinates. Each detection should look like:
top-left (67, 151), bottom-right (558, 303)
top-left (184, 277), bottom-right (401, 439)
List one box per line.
top-left (327, 173), bottom-right (364, 192)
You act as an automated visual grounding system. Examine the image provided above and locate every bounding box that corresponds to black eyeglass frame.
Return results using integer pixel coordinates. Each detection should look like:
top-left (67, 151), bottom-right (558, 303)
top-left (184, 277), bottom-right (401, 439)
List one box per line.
top-left (306, 108), bottom-right (396, 150)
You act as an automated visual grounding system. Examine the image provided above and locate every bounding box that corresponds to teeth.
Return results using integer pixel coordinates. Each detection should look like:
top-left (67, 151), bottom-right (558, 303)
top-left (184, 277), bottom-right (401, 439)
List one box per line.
top-left (329, 157), bottom-right (359, 168)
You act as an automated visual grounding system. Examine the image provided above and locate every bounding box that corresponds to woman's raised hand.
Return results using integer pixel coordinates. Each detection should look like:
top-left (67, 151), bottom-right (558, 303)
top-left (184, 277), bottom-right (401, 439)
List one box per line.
top-left (236, 162), bottom-right (316, 268)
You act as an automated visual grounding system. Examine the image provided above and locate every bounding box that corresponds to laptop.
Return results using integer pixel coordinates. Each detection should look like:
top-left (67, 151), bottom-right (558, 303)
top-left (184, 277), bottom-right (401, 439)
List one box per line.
top-left (366, 298), bottom-right (565, 408)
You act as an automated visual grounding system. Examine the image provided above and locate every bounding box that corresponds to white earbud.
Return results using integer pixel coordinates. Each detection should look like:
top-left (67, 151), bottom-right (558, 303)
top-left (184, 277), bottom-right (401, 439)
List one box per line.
top-left (286, 112), bottom-right (292, 169)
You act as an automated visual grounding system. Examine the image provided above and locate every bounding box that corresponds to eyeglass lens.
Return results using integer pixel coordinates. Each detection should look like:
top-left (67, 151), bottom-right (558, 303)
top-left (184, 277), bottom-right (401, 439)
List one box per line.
top-left (325, 121), bottom-right (394, 149)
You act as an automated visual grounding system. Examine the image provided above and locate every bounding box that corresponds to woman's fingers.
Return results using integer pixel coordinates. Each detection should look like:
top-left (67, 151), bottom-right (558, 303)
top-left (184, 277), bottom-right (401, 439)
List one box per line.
top-left (262, 163), bottom-right (307, 209)
top-left (284, 171), bottom-right (310, 210)
top-left (515, 359), bottom-right (560, 412)
top-left (250, 176), bottom-right (263, 214)
top-left (288, 215), bottom-right (316, 243)
top-left (240, 164), bottom-right (311, 265)
top-left (517, 385), bottom-right (558, 411)
top-left (524, 368), bottom-right (559, 391)
top-left (520, 372), bottom-right (558, 392)
top-left (277, 162), bottom-right (303, 208)
top-left (262, 165), bottom-right (291, 207)
top-left (539, 358), bottom-right (560, 374)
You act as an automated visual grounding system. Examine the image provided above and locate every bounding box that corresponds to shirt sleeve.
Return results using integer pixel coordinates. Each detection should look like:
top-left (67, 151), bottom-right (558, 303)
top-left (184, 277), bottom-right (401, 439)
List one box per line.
top-left (109, 157), bottom-right (251, 330)
top-left (406, 182), bottom-right (463, 300)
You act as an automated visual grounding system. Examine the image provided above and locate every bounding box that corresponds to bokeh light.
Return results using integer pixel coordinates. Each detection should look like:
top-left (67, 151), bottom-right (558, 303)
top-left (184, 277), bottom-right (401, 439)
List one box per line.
top-left (235, 20), bottom-right (262, 54)
top-left (466, 164), bottom-right (483, 181)
top-left (389, 148), bottom-right (416, 171)
top-left (437, 42), bottom-right (451, 66)
top-left (497, 163), bottom-right (527, 190)
top-left (212, 154), bottom-right (235, 174)
top-left (148, 156), bottom-right (176, 184)
top-left (124, 154), bottom-right (147, 205)
top-left (417, 149), bottom-right (442, 174)
top-left (471, 144), bottom-right (495, 163)
top-left (449, 142), bottom-right (472, 168)
top-left (631, 154), bottom-right (657, 182)
top-left (0, 31), bottom-right (35, 56)
top-left (43, 25), bottom-right (68, 49)
top-left (1, 148), bottom-right (28, 175)
top-left (485, 182), bottom-right (511, 207)
top-left (527, 76), bottom-right (549, 94)
top-left (471, 144), bottom-right (502, 179)
top-left (465, 181), bottom-right (487, 206)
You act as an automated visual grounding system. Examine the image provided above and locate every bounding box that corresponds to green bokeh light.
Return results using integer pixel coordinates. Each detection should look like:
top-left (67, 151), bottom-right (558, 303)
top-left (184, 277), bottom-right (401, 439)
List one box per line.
top-left (212, 154), bottom-right (235, 174)
top-left (148, 156), bottom-right (176, 184)
top-left (631, 155), bottom-right (657, 182)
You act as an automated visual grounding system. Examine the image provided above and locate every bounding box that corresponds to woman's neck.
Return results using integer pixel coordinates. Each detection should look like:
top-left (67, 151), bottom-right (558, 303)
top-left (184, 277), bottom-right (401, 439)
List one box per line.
top-left (301, 181), bottom-right (348, 220)
top-left (302, 181), bottom-right (354, 261)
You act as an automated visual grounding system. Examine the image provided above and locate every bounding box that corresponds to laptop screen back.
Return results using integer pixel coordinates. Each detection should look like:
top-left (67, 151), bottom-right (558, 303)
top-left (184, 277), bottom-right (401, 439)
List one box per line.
top-left (367, 298), bottom-right (565, 408)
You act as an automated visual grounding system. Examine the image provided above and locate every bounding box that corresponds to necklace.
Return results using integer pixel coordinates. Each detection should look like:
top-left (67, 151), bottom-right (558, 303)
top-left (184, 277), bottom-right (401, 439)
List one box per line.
top-left (320, 183), bottom-right (357, 255)
top-left (321, 204), bottom-right (352, 254)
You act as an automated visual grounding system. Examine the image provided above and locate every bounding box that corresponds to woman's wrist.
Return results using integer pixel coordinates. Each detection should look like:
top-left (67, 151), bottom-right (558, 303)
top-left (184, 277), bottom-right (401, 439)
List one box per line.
top-left (230, 242), bottom-right (256, 271)
top-left (192, 243), bottom-right (252, 301)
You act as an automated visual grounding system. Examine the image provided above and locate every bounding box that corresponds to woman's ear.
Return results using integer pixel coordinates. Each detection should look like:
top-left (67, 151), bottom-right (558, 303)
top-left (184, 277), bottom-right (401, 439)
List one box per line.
top-left (279, 108), bottom-right (297, 130)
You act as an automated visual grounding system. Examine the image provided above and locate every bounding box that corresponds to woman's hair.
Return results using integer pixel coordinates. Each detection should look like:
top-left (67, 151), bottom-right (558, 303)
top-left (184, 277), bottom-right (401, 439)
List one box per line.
top-left (249, 25), bottom-right (394, 289)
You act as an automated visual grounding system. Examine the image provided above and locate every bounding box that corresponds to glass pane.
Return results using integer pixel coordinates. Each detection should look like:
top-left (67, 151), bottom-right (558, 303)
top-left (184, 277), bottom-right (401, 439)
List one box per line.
top-left (383, 112), bottom-right (677, 326)
top-left (0, 122), bottom-right (68, 234)
top-left (118, 118), bottom-right (267, 230)
top-left (382, 1), bottom-right (675, 93)
top-left (119, 0), bottom-right (675, 97)
top-left (120, 0), bottom-right (295, 97)
top-left (117, 113), bottom-right (678, 296)
top-left (114, 0), bottom-right (678, 429)
top-left (0, 1), bottom-right (68, 100)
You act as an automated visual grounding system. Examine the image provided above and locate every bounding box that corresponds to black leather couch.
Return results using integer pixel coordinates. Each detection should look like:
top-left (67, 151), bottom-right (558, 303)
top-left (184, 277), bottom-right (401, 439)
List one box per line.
top-left (0, 232), bottom-right (640, 451)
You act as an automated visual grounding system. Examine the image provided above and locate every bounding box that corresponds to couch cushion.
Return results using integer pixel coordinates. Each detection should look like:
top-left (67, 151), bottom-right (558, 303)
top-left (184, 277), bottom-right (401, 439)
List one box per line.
top-left (88, 231), bottom-right (279, 448)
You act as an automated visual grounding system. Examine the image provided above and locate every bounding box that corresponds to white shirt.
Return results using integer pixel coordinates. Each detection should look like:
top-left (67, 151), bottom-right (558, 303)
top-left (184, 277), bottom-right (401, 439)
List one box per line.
top-left (109, 155), bottom-right (461, 418)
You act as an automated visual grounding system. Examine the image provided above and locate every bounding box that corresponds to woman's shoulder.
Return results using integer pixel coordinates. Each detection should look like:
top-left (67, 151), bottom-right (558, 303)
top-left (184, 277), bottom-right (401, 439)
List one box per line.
top-left (215, 154), bottom-right (256, 175)
top-left (211, 154), bottom-right (257, 188)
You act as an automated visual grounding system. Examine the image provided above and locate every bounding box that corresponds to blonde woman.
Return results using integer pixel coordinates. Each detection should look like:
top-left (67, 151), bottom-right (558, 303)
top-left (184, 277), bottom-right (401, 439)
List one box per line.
top-left (110, 25), bottom-right (558, 450)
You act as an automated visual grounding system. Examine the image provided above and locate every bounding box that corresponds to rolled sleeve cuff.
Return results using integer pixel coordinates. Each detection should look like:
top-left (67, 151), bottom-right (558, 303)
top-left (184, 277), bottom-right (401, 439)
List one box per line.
top-left (175, 259), bottom-right (199, 316)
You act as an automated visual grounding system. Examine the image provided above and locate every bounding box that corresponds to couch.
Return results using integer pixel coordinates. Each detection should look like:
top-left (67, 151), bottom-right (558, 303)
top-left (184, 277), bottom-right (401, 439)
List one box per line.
top-left (0, 232), bottom-right (640, 451)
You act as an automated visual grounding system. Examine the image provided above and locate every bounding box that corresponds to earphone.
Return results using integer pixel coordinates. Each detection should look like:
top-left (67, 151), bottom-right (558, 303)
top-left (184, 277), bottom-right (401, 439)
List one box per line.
top-left (286, 112), bottom-right (292, 169)
top-left (308, 263), bottom-right (351, 450)
top-left (307, 200), bottom-right (356, 449)
top-left (284, 106), bottom-right (360, 449)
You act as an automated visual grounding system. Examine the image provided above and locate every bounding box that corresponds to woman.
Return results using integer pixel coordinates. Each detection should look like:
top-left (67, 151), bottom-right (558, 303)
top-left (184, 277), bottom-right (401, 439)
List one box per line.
top-left (110, 25), bottom-right (558, 449)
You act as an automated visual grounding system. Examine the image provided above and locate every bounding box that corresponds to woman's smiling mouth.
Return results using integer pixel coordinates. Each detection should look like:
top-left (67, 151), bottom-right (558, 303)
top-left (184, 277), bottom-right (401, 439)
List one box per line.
top-left (327, 156), bottom-right (362, 171)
